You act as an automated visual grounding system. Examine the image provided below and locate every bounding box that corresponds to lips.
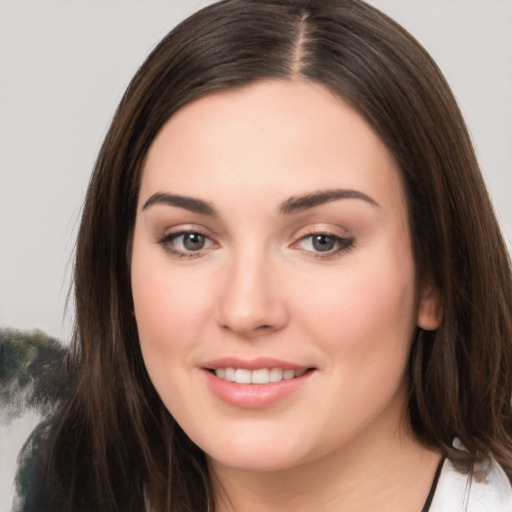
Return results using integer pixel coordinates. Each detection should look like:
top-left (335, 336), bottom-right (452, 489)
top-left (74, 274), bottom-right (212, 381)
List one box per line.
top-left (202, 358), bottom-right (315, 408)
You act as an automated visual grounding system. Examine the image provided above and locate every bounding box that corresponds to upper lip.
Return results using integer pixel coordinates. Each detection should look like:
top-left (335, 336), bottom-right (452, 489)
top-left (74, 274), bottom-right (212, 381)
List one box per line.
top-left (202, 357), bottom-right (312, 371)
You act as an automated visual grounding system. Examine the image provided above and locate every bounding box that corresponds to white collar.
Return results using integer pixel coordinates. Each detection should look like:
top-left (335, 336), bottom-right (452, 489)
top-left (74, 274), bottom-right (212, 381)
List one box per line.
top-left (430, 444), bottom-right (512, 511)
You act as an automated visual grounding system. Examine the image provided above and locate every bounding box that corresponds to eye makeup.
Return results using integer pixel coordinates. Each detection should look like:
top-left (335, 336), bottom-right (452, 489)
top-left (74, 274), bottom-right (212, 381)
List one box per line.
top-left (156, 226), bottom-right (218, 259)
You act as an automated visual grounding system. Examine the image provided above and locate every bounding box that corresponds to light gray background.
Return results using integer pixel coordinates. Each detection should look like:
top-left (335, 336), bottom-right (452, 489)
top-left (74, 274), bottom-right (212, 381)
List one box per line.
top-left (0, 1), bottom-right (511, 508)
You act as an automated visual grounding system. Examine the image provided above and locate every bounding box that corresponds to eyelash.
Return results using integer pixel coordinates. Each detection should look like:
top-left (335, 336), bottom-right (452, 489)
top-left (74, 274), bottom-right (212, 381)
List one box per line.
top-left (294, 232), bottom-right (354, 258)
top-left (157, 230), bottom-right (354, 259)
top-left (158, 229), bottom-right (215, 259)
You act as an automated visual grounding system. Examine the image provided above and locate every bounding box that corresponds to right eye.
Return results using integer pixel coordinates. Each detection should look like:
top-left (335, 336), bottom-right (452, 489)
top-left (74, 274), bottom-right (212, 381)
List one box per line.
top-left (159, 230), bottom-right (216, 258)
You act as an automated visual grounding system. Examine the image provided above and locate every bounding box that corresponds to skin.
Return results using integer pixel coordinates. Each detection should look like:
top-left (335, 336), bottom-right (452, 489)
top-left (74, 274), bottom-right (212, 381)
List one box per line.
top-left (131, 80), bottom-right (442, 511)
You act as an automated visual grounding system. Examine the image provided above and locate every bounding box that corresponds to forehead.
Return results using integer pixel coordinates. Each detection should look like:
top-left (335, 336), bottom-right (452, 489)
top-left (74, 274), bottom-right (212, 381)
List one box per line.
top-left (140, 80), bottom-right (406, 216)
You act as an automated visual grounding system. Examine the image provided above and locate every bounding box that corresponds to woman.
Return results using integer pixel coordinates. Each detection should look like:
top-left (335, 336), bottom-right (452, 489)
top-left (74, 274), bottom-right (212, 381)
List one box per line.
top-left (25, 0), bottom-right (512, 510)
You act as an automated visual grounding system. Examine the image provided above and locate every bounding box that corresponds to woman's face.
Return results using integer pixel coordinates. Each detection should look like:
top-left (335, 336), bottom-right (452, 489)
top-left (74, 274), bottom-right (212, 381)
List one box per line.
top-left (131, 80), bottom-right (440, 472)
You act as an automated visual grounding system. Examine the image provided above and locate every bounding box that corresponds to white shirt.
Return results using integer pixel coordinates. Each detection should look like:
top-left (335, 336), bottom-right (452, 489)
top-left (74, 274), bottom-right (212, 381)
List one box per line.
top-left (430, 453), bottom-right (512, 511)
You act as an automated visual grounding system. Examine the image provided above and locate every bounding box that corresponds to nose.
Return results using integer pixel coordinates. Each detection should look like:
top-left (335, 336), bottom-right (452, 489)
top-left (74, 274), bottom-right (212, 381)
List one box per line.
top-left (216, 251), bottom-right (288, 338)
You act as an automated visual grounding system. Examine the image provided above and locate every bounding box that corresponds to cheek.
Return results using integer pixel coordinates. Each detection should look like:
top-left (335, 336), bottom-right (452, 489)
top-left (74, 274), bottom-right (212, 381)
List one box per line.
top-left (131, 251), bottom-right (215, 417)
top-left (295, 253), bottom-right (417, 431)
top-left (294, 249), bottom-right (417, 363)
top-left (131, 242), bottom-right (212, 363)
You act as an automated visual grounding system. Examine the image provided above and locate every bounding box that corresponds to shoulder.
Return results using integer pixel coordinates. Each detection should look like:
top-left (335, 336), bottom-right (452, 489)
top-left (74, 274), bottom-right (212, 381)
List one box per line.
top-left (430, 450), bottom-right (512, 511)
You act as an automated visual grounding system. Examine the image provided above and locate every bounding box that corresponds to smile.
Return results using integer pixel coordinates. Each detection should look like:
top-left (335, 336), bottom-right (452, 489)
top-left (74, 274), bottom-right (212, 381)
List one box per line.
top-left (203, 362), bottom-right (315, 408)
top-left (214, 367), bottom-right (308, 384)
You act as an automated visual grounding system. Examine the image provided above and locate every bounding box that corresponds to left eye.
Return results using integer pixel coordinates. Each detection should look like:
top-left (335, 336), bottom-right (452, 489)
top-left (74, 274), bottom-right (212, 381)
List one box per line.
top-left (297, 233), bottom-right (352, 254)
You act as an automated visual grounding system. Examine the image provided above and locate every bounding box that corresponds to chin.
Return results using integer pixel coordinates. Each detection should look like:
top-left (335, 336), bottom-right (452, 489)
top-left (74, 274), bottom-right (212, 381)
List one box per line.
top-left (195, 426), bottom-right (323, 473)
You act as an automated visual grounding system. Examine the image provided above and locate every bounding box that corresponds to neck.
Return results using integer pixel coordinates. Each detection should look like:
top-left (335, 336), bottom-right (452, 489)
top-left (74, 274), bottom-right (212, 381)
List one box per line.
top-left (210, 428), bottom-right (441, 512)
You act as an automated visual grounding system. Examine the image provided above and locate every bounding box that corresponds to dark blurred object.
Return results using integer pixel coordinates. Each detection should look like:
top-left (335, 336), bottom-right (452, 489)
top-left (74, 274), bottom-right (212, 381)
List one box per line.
top-left (0, 327), bottom-right (73, 510)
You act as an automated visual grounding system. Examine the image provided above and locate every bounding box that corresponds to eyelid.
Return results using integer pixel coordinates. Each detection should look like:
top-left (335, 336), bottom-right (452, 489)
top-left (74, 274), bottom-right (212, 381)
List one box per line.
top-left (156, 225), bottom-right (219, 258)
top-left (291, 224), bottom-right (350, 241)
top-left (290, 225), bottom-right (354, 257)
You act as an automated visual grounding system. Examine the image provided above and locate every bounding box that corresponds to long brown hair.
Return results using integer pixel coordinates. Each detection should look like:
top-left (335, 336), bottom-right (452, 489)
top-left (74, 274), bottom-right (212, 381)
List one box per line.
top-left (28, 1), bottom-right (512, 510)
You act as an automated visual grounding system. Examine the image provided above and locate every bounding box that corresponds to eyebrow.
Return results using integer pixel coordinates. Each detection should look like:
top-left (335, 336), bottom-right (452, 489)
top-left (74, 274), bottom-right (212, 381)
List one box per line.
top-left (142, 188), bottom-right (379, 216)
top-left (142, 192), bottom-right (217, 216)
top-left (279, 189), bottom-right (379, 215)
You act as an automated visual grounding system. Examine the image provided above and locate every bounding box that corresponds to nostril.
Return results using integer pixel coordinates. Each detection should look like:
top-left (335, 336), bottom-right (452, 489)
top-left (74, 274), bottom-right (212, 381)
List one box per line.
top-left (255, 324), bottom-right (275, 332)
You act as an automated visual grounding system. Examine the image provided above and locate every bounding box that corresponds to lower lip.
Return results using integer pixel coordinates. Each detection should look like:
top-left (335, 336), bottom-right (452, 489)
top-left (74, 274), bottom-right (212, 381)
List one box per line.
top-left (202, 369), bottom-right (314, 409)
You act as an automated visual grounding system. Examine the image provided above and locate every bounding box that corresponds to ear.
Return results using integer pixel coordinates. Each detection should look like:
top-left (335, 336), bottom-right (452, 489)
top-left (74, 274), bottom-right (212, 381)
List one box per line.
top-left (417, 278), bottom-right (443, 331)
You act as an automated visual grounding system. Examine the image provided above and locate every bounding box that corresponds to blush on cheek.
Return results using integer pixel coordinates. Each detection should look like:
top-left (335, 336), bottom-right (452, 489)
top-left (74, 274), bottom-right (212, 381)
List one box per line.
top-left (133, 267), bottom-right (213, 363)
top-left (319, 267), bottom-right (415, 356)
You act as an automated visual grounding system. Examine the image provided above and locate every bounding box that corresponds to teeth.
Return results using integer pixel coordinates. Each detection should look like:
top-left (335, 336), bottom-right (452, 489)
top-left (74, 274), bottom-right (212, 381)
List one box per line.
top-left (269, 368), bottom-right (283, 382)
top-left (251, 368), bottom-right (270, 384)
top-left (214, 367), bottom-right (308, 384)
top-left (235, 368), bottom-right (252, 384)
